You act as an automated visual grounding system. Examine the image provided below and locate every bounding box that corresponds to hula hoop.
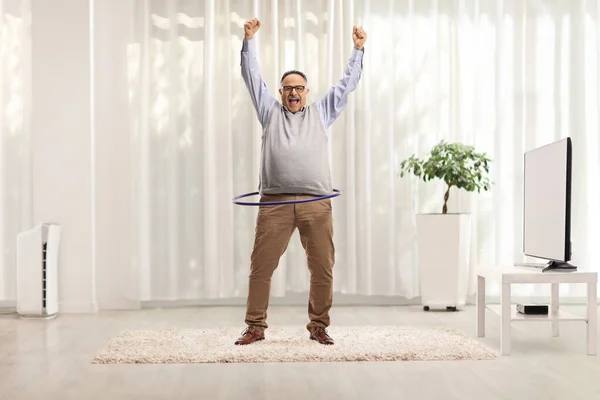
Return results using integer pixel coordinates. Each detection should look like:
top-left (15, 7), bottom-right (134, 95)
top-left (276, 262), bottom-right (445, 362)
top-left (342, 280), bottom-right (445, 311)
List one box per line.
top-left (232, 189), bottom-right (341, 206)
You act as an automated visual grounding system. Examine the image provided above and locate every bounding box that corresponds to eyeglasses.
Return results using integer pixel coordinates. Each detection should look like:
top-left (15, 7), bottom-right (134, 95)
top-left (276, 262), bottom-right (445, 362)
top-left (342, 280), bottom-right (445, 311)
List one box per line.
top-left (281, 85), bottom-right (305, 93)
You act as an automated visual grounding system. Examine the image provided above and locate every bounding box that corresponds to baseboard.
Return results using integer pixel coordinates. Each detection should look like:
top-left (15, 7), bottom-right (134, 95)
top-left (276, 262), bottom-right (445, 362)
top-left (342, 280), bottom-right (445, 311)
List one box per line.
top-left (0, 300), bottom-right (16, 308)
top-left (0, 300), bottom-right (16, 315)
top-left (143, 293), bottom-right (599, 308)
top-left (142, 294), bottom-right (424, 308)
top-left (1, 300), bottom-right (99, 314)
top-left (59, 300), bottom-right (99, 313)
top-left (97, 299), bottom-right (142, 310)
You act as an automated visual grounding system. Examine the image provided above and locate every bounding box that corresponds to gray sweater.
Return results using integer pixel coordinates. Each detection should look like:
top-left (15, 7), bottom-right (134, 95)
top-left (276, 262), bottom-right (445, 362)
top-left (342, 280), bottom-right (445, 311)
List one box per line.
top-left (240, 38), bottom-right (364, 196)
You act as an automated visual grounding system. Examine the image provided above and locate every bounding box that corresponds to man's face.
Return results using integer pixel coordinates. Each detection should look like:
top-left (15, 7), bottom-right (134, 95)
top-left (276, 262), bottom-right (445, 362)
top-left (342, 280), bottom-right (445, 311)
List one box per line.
top-left (279, 73), bottom-right (309, 113)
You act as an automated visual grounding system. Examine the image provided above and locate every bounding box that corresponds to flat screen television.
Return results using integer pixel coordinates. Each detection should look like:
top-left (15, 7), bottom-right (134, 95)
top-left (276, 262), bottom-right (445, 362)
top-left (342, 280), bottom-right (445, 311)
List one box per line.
top-left (521, 137), bottom-right (575, 272)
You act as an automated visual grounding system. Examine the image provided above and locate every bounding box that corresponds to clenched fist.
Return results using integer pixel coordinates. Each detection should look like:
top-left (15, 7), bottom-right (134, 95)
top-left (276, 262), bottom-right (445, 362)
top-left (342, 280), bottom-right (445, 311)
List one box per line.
top-left (244, 18), bottom-right (261, 40)
top-left (352, 26), bottom-right (367, 50)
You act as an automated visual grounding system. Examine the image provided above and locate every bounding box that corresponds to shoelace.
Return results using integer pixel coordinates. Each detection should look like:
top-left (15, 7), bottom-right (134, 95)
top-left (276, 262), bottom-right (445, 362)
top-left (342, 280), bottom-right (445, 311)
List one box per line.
top-left (240, 326), bottom-right (259, 336)
top-left (313, 327), bottom-right (329, 335)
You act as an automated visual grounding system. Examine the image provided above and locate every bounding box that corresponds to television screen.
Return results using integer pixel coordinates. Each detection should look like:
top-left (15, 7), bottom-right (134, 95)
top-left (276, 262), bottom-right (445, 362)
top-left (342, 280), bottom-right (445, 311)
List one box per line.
top-left (522, 137), bottom-right (572, 262)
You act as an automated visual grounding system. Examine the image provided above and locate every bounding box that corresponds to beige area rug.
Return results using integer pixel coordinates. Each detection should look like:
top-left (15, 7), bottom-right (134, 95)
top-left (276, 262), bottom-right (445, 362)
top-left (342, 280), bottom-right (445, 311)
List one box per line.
top-left (91, 326), bottom-right (497, 364)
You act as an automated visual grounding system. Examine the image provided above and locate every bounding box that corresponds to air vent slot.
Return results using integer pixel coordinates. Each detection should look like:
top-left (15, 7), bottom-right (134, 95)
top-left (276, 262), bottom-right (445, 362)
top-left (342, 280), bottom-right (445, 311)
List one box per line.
top-left (42, 242), bottom-right (47, 310)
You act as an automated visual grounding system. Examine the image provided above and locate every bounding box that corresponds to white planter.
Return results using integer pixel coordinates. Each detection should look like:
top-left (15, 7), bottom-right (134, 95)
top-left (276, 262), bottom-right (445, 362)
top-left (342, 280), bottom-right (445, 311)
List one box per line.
top-left (416, 213), bottom-right (471, 311)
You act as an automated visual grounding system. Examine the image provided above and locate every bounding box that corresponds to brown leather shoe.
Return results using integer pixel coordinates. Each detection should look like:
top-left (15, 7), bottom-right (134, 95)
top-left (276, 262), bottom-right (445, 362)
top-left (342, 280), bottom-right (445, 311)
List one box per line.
top-left (234, 326), bottom-right (265, 345)
top-left (309, 327), bottom-right (334, 345)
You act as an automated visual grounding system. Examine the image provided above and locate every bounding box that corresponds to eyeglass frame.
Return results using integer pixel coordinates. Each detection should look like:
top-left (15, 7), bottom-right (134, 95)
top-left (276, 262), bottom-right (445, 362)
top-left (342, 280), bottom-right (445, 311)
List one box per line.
top-left (281, 85), bottom-right (306, 93)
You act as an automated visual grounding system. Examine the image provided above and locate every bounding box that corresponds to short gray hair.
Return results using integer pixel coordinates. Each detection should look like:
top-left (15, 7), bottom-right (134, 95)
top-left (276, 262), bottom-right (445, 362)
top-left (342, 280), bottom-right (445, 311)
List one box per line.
top-left (280, 70), bottom-right (307, 85)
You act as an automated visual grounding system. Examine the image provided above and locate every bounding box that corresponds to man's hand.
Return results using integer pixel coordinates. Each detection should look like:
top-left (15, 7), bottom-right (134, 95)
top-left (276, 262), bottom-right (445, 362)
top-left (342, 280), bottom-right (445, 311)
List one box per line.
top-left (244, 18), bottom-right (261, 40)
top-left (352, 26), bottom-right (366, 50)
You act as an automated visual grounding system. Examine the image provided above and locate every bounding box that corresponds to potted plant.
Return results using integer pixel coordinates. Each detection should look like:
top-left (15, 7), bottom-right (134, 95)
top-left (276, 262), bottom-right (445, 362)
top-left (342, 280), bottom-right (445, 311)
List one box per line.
top-left (399, 141), bottom-right (492, 311)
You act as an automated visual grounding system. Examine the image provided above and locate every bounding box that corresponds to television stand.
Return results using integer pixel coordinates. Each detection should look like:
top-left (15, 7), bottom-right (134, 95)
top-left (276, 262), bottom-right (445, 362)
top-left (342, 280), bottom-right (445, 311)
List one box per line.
top-left (514, 261), bottom-right (577, 272)
top-left (542, 260), bottom-right (577, 272)
top-left (476, 265), bottom-right (597, 356)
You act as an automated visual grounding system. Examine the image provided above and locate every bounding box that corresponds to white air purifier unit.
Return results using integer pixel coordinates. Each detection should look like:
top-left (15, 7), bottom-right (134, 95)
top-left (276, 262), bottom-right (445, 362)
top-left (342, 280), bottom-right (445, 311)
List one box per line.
top-left (16, 223), bottom-right (61, 319)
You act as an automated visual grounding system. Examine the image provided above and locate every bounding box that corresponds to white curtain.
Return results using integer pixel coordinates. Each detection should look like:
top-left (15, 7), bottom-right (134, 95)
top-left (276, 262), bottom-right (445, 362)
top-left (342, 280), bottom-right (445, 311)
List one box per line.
top-left (0, 0), bottom-right (31, 303)
top-left (126, 0), bottom-right (600, 303)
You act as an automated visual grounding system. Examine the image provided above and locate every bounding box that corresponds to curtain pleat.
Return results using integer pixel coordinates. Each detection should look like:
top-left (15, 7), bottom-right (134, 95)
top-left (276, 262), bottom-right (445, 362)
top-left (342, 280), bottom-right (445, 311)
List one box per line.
top-left (0, 0), bottom-right (32, 303)
top-left (123, 0), bottom-right (600, 302)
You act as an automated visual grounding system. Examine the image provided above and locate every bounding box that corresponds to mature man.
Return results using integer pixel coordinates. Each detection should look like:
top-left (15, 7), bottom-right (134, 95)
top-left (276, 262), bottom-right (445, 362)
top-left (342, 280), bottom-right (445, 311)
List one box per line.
top-left (235, 17), bottom-right (366, 346)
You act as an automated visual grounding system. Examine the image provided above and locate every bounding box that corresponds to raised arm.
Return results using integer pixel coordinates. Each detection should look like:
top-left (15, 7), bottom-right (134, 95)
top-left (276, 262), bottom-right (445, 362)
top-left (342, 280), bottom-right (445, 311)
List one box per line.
top-left (240, 18), bottom-right (276, 126)
top-left (316, 26), bottom-right (367, 129)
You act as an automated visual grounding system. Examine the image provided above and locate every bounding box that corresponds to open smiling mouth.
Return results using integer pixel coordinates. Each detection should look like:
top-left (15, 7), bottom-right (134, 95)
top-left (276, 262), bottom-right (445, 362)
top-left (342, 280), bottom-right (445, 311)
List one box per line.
top-left (288, 97), bottom-right (300, 107)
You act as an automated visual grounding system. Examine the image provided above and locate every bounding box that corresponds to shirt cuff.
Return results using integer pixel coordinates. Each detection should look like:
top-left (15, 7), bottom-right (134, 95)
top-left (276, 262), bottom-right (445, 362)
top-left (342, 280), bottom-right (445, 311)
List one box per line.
top-left (350, 47), bottom-right (364, 62)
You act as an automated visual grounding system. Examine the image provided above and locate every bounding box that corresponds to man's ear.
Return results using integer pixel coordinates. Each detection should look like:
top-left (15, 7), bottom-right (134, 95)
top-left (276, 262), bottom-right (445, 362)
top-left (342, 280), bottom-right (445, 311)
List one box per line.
top-left (305, 88), bottom-right (310, 95)
top-left (278, 88), bottom-right (283, 96)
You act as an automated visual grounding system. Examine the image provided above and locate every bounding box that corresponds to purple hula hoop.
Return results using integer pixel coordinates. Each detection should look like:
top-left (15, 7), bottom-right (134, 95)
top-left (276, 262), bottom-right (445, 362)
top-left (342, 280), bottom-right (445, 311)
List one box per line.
top-left (232, 189), bottom-right (341, 206)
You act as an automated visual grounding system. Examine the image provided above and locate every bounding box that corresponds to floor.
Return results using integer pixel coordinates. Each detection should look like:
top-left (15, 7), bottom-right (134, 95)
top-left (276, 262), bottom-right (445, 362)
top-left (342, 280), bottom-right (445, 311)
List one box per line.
top-left (0, 305), bottom-right (599, 400)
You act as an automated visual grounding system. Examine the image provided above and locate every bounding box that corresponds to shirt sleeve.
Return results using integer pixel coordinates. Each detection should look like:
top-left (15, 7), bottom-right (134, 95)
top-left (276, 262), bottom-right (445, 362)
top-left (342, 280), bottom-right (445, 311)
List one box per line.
top-left (316, 48), bottom-right (364, 129)
top-left (240, 38), bottom-right (277, 126)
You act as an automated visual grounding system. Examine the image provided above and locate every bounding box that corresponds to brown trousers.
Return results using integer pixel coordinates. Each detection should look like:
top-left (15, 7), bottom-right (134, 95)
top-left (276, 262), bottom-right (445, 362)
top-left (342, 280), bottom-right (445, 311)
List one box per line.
top-left (244, 193), bottom-right (335, 332)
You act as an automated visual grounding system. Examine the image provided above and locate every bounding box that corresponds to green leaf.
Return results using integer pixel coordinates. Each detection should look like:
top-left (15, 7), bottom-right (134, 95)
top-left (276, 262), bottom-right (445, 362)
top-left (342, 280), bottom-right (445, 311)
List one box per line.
top-left (397, 140), bottom-right (494, 211)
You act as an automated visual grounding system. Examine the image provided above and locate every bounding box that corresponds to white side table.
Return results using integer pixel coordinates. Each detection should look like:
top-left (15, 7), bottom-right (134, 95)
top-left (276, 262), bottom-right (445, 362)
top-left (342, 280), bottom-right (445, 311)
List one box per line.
top-left (476, 265), bottom-right (597, 356)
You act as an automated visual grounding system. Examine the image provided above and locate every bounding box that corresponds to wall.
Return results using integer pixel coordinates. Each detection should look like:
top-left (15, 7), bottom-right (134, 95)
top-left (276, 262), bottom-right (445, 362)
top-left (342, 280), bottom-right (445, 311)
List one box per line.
top-left (92, 0), bottom-right (140, 310)
top-left (30, 0), bottom-right (97, 312)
